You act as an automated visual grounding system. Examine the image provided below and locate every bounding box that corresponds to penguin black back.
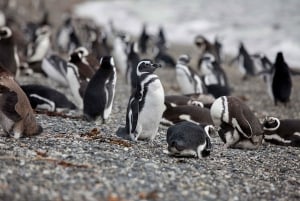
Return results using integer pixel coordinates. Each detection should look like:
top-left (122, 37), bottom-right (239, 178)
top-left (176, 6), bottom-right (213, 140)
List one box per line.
top-left (83, 56), bottom-right (116, 122)
top-left (272, 52), bottom-right (292, 106)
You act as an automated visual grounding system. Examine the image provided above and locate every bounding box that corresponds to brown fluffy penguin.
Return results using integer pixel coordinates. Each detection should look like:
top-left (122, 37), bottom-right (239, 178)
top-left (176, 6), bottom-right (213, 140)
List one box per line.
top-left (210, 96), bottom-right (263, 149)
top-left (0, 65), bottom-right (42, 138)
top-left (0, 26), bottom-right (19, 75)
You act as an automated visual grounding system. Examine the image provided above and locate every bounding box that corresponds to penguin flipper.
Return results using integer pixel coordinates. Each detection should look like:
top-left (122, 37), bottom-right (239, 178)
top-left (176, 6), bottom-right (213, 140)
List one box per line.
top-left (128, 97), bottom-right (139, 134)
top-left (0, 86), bottom-right (22, 122)
top-left (233, 111), bottom-right (254, 138)
top-left (116, 127), bottom-right (132, 140)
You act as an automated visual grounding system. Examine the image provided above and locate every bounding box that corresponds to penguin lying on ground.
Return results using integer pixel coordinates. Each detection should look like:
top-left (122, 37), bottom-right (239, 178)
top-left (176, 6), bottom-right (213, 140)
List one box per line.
top-left (165, 95), bottom-right (206, 108)
top-left (262, 116), bottom-right (300, 147)
top-left (117, 60), bottom-right (164, 141)
top-left (0, 65), bottom-right (42, 138)
top-left (167, 121), bottom-right (213, 158)
top-left (161, 101), bottom-right (213, 127)
top-left (210, 96), bottom-right (263, 149)
top-left (83, 56), bottom-right (117, 123)
top-left (21, 84), bottom-right (76, 112)
top-left (184, 93), bottom-right (215, 108)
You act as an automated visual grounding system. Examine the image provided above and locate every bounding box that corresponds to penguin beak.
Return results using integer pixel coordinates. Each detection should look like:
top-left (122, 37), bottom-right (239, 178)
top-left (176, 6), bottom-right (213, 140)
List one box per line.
top-left (152, 63), bottom-right (162, 68)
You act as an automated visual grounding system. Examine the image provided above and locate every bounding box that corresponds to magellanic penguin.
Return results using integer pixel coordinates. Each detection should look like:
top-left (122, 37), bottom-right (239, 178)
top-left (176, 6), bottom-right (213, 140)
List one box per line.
top-left (231, 43), bottom-right (256, 80)
top-left (117, 60), bottom-right (164, 141)
top-left (176, 54), bottom-right (207, 94)
top-left (153, 46), bottom-right (176, 68)
top-left (199, 53), bottom-right (230, 98)
top-left (0, 65), bottom-right (42, 138)
top-left (112, 33), bottom-right (130, 76)
top-left (161, 102), bottom-right (213, 127)
top-left (194, 35), bottom-right (219, 65)
top-left (165, 95), bottom-right (206, 108)
top-left (21, 84), bottom-right (77, 112)
top-left (138, 24), bottom-right (150, 54)
top-left (41, 54), bottom-right (69, 87)
top-left (167, 121), bottom-right (214, 158)
top-left (0, 26), bottom-right (20, 75)
top-left (83, 56), bottom-right (117, 123)
top-left (126, 42), bottom-right (140, 93)
top-left (271, 52), bottom-right (292, 106)
top-left (262, 116), bottom-right (300, 147)
top-left (210, 96), bottom-right (263, 149)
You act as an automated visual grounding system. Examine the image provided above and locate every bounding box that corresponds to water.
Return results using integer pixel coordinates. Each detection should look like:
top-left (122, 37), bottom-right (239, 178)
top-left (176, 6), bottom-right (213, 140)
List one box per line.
top-left (74, 0), bottom-right (300, 67)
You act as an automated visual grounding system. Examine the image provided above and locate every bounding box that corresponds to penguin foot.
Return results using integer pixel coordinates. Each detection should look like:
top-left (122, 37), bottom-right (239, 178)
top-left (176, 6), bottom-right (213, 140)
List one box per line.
top-left (116, 127), bottom-right (132, 141)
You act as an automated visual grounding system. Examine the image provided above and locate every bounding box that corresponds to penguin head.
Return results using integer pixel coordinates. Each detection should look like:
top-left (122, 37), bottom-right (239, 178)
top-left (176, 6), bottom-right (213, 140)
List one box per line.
top-left (263, 116), bottom-right (280, 131)
top-left (199, 53), bottom-right (216, 73)
top-left (274, 52), bottom-right (288, 69)
top-left (0, 26), bottom-right (12, 39)
top-left (99, 56), bottom-right (115, 69)
top-left (136, 60), bottom-right (161, 76)
top-left (177, 54), bottom-right (190, 65)
top-left (69, 51), bottom-right (83, 63)
top-left (74, 46), bottom-right (89, 57)
top-left (35, 25), bottom-right (51, 39)
top-left (194, 35), bottom-right (208, 49)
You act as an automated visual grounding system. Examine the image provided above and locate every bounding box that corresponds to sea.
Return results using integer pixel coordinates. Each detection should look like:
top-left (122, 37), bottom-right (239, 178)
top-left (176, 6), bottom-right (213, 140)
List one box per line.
top-left (74, 0), bottom-right (300, 67)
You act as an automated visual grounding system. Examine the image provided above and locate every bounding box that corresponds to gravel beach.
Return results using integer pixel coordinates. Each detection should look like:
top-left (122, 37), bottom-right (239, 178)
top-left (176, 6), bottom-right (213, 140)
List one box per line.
top-left (0, 1), bottom-right (300, 201)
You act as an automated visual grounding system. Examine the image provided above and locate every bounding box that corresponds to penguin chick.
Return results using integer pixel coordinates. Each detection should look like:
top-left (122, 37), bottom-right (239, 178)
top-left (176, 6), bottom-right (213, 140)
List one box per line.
top-left (83, 56), bottom-right (117, 123)
top-left (262, 116), bottom-right (300, 147)
top-left (117, 60), bottom-right (164, 141)
top-left (210, 96), bottom-right (263, 149)
top-left (167, 121), bottom-right (213, 158)
top-left (0, 65), bottom-right (42, 138)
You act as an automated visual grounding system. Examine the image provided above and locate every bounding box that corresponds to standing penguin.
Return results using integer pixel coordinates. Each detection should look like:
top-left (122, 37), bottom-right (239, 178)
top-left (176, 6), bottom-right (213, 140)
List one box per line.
top-left (83, 56), bottom-right (117, 123)
top-left (262, 116), bottom-right (300, 147)
top-left (210, 96), bottom-right (263, 149)
top-left (176, 54), bottom-right (207, 94)
top-left (0, 26), bottom-right (20, 75)
top-left (117, 60), bottom-right (164, 141)
top-left (167, 121), bottom-right (214, 158)
top-left (126, 42), bottom-right (140, 93)
top-left (138, 24), bottom-right (150, 54)
top-left (0, 65), bottom-right (42, 138)
top-left (271, 52), bottom-right (292, 106)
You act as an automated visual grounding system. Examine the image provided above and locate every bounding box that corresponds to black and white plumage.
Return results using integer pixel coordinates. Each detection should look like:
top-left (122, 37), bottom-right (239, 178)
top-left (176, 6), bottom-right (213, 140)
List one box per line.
top-left (161, 102), bottom-right (213, 127)
top-left (56, 16), bottom-right (81, 54)
top-left (41, 54), bottom-right (68, 86)
top-left (167, 121), bottom-right (213, 158)
top-left (199, 53), bottom-right (230, 98)
top-left (138, 24), bottom-right (150, 54)
top-left (0, 26), bottom-right (20, 75)
top-left (112, 33), bottom-right (129, 76)
top-left (153, 46), bottom-right (176, 68)
top-left (27, 25), bottom-right (51, 64)
top-left (0, 66), bottom-right (42, 138)
top-left (176, 54), bottom-right (207, 94)
top-left (262, 117), bottom-right (300, 147)
top-left (83, 56), bottom-right (117, 122)
top-left (21, 84), bottom-right (77, 112)
top-left (165, 95), bottom-right (206, 108)
top-left (194, 35), bottom-right (219, 65)
top-left (117, 60), bottom-right (164, 141)
top-left (232, 43), bottom-right (256, 79)
top-left (210, 96), bottom-right (263, 149)
top-left (271, 52), bottom-right (292, 106)
top-left (126, 42), bottom-right (140, 93)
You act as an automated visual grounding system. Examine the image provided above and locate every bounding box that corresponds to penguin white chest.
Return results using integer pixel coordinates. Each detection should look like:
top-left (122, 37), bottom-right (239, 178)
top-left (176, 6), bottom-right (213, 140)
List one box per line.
top-left (176, 66), bottom-right (194, 94)
top-left (137, 79), bottom-right (165, 140)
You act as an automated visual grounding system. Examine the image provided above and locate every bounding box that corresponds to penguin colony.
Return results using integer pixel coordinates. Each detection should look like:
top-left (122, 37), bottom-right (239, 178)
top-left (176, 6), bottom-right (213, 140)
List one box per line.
top-left (0, 3), bottom-right (299, 161)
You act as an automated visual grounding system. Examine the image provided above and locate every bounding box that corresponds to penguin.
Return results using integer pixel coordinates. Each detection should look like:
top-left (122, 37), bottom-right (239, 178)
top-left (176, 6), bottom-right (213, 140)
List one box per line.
top-left (74, 46), bottom-right (99, 71)
top-left (213, 37), bottom-right (222, 63)
top-left (21, 84), bottom-right (77, 112)
top-left (184, 93), bottom-right (216, 107)
top-left (156, 26), bottom-right (167, 49)
top-left (199, 53), bottom-right (230, 98)
top-left (112, 33), bottom-right (129, 76)
top-left (161, 102), bottom-right (213, 127)
top-left (165, 95), bottom-right (205, 108)
top-left (68, 47), bottom-right (96, 81)
top-left (167, 121), bottom-right (213, 158)
top-left (27, 25), bottom-right (51, 64)
top-left (0, 26), bottom-right (20, 75)
top-left (210, 96), bottom-right (263, 149)
top-left (176, 54), bottom-right (207, 94)
top-left (194, 35), bottom-right (219, 65)
top-left (262, 116), bottom-right (300, 147)
top-left (90, 28), bottom-right (111, 60)
top-left (153, 46), bottom-right (176, 68)
top-left (41, 54), bottom-right (68, 86)
top-left (83, 56), bottom-right (117, 123)
top-left (116, 60), bottom-right (164, 141)
top-left (0, 65), bottom-right (42, 138)
top-left (126, 42), bottom-right (140, 93)
top-left (56, 15), bottom-right (81, 54)
top-left (138, 24), bottom-right (150, 54)
top-left (271, 52), bottom-right (292, 106)
top-left (231, 43), bottom-right (256, 80)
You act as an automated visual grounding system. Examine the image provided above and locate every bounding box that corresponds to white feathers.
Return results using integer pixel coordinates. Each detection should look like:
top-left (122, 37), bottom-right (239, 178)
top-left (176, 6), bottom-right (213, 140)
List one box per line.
top-left (210, 96), bottom-right (228, 126)
top-left (264, 134), bottom-right (292, 144)
top-left (41, 58), bottom-right (68, 86)
top-left (196, 142), bottom-right (207, 158)
top-left (66, 64), bottom-right (83, 109)
top-left (112, 37), bottom-right (127, 76)
top-left (29, 94), bottom-right (56, 112)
